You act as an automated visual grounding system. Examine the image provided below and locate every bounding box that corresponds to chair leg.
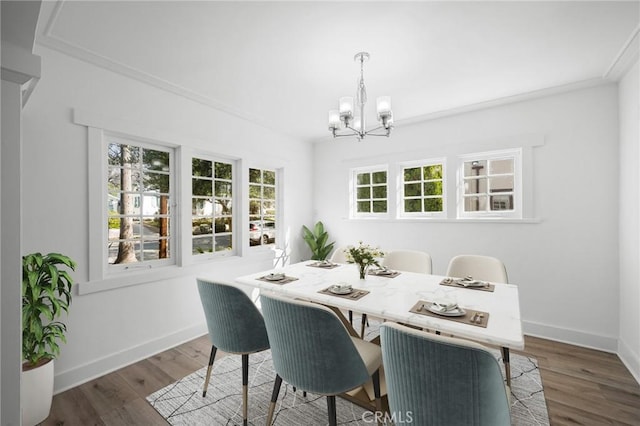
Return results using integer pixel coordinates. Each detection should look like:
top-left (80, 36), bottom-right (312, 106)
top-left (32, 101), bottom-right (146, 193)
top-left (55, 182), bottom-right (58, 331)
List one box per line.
top-left (202, 345), bottom-right (217, 397)
top-left (349, 310), bottom-right (353, 325)
top-left (326, 395), bottom-right (337, 426)
top-left (242, 354), bottom-right (249, 426)
top-left (372, 369), bottom-right (382, 426)
top-left (266, 374), bottom-right (283, 426)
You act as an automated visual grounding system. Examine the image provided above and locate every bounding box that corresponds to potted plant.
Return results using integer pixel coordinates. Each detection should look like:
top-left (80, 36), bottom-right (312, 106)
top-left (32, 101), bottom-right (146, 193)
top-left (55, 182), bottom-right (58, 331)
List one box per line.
top-left (302, 221), bottom-right (335, 261)
top-left (22, 252), bottom-right (76, 426)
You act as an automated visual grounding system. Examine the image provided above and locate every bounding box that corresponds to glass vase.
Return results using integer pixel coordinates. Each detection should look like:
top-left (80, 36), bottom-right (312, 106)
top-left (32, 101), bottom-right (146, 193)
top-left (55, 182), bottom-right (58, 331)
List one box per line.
top-left (358, 263), bottom-right (368, 280)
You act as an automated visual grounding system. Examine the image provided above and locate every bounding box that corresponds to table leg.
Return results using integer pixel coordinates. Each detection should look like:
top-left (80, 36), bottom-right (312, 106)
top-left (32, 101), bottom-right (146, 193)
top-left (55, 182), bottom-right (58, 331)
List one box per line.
top-left (501, 346), bottom-right (511, 387)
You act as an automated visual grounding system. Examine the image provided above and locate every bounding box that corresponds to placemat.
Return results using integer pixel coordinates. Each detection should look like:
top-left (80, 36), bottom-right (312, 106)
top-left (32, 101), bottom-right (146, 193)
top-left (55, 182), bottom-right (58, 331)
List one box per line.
top-left (307, 262), bottom-right (341, 269)
top-left (368, 269), bottom-right (401, 278)
top-left (440, 278), bottom-right (495, 292)
top-left (318, 287), bottom-right (370, 300)
top-left (409, 300), bottom-right (489, 328)
top-left (256, 275), bottom-right (299, 285)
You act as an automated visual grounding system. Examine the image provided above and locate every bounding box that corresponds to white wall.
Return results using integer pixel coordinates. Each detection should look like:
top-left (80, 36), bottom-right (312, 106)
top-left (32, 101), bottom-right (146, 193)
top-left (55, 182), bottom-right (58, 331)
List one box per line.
top-left (313, 84), bottom-right (621, 351)
top-left (21, 45), bottom-right (313, 392)
top-left (618, 58), bottom-right (640, 382)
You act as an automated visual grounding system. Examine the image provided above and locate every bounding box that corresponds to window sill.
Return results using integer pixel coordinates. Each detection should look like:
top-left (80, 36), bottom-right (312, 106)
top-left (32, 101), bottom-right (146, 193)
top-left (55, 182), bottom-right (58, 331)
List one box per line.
top-left (78, 255), bottom-right (244, 295)
top-left (346, 217), bottom-right (542, 224)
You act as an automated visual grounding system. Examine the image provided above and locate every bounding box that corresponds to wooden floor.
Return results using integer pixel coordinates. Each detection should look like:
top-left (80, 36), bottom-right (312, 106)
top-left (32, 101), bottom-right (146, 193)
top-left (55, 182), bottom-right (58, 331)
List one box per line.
top-left (41, 334), bottom-right (640, 426)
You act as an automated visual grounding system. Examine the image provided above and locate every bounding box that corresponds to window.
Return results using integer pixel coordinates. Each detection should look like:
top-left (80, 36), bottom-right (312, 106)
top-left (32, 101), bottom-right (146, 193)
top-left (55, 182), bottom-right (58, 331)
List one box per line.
top-left (107, 138), bottom-right (174, 267)
top-left (192, 157), bottom-right (234, 255)
top-left (458, 149), bottom-right (521, 218)
top-left (353, 168), bottom-right (388, 216)
top-left (249, 168), bottom-right (277, 246)
top-left (401, 160), bottom-right (445, 216)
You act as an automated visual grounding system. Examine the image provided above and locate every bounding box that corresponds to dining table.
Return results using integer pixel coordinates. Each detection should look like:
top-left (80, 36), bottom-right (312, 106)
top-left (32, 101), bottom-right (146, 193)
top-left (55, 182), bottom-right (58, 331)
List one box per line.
top-left (234, 260), bottom-right (524, 391)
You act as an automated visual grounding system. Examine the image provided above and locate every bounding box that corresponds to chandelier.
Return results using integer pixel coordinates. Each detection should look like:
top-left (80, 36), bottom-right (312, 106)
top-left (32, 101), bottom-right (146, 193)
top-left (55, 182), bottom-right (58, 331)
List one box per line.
top-left (328, 52), bottom-right (394, 140)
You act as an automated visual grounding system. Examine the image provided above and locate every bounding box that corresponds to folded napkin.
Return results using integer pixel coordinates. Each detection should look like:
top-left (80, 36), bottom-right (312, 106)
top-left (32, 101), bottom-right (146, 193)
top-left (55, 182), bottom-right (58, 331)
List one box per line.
top-left (431, 301), bottom-right (458, 312)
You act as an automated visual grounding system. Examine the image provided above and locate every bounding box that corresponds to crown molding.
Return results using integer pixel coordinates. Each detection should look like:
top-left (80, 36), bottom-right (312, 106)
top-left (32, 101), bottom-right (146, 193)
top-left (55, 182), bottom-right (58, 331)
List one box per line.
top-left (34, 1), bottom-right (295, 139)
top-left (604, 25), bottom-right (640, 81)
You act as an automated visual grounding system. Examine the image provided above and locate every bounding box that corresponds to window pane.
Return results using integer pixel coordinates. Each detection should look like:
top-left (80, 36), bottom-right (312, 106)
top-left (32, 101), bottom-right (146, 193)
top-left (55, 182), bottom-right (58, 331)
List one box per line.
top-left (249, 200), bottom-right (261, 215)
top-left (464, 195), bottom-right (488, 212)
top-left (215, 217), bottom-right (232, 233)
top-left (263, 186), bottom-right (276, 200)
top-left (464, 160), bottom-right (487, 177)
top-left (357, 173), bottom-right (370, 185)
top-left (357, 187), bottom-right (371, 199)
top-left (108, 144), bottom-right (140, 167)
top-left (372, 185), bottom-right (387, 199)
top-left (489, 158), bottom-right (514, 174)
top-left (193, 236), bottom-right (213, 254)
top-left (215, 162), bottom-right (232, 179)
top-left (404, 167), bottom-right (421, 181)
top-left (424, 181), bottom-right (442, 196)
top-left (424, 198), bottom-right (443, 212)
top-left (249, 184), bottom-right (262, 199)
top-left (404, 199), bottom-right (422, 212)
top-left (193, 178), bottom-right (212, 196)
top-left (215, 235), bottom-right (232, 251)
top-left (192, 198), bottom-right (211, 216)
top-left (357, 201), bottom-right (370, 212)
top-left (141, 239), bottom-right (170, 261)
top-left (405, 183), bottom-right (421, 197)
top-left (262, 201), bottom-right (276, 216)
top-left (192, 218), bottom-right (213, 235)
top-left (215, 199), bottom-right (232, 215)
top-left (464, 178), bottom-right (487, 194)
top-left (372, 200), bottom-right (387, 213)
top-left (249, 168), bottom-right (261, 183)
top-left (144, 172), bottom-right (169, 193)
top-left (490, 195), bottom-right (513, 211)
top-left (263, 170), bottom-right (276, 185)
top-left (143, 149), bottom-right (169, 172)
top-left (192, 158), bottom-right (212, 177)
top-left (372, 171), bottom-right (387, 184)
top-left (215, 181), bottom-right (232, 198)
top-left (424, 164), bottom-right (443, 179)
top-left (489, 176), bottom-right (513, 193)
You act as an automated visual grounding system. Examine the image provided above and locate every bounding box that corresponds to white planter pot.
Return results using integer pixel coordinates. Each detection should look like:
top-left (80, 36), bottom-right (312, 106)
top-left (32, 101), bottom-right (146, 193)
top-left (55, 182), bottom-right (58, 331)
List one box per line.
top-left (21, 359), bottom-right (54, 426)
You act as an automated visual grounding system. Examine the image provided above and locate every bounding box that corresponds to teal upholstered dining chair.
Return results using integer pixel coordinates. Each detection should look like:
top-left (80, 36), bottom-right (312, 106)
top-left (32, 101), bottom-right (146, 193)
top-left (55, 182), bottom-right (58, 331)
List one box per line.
top-left (380, 322), bottom-right (511, 426)
top-left (260, 292), bottom-right (383, 426)
top-left (196, 279), bottom-right (270, 426)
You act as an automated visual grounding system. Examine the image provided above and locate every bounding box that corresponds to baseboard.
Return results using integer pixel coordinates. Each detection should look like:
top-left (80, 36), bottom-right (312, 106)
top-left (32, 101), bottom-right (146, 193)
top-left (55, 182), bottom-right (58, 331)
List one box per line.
top-left (618, 337), bottom-right (640, 385)
top-left (522, 320), bottom-right (618, 353)
top-left (53, 322), bottom-right (208, 394)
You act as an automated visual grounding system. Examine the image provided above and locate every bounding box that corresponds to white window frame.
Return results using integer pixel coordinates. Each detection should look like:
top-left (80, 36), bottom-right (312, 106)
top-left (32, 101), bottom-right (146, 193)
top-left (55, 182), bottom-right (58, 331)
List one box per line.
top-left (398, 158), bottom-right (447, 218)
top-left (190, 154), bottom-right (237, 259)
top-left (248, 167), bottom-right (280, 249)
top-left (350, 165), bottom-right (390, 218)
top-left (457, 148), bottom-right (522, 219)
top-left (104, 134), bottom-right (177, 273)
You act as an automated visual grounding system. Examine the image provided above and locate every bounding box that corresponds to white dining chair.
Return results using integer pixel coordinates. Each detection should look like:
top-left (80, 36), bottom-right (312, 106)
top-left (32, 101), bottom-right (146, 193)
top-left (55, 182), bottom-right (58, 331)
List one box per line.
top-left (445, 254), bottom-right (508, 283)
top-left (382, 250), bottom-right (432, 274)
top-left (329, 246), bottom-right (349, 264)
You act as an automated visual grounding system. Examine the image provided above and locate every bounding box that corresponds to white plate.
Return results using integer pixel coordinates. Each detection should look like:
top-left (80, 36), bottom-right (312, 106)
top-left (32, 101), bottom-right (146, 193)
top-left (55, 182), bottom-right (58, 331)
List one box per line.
top-left (264, 274), bottom-right (285, 281)
top-left (329, 285), bottom-right (353, 295)
top-left (316, 262), bottom-right (335, 268)
top-left (427, 303), bottom-right (466, 317)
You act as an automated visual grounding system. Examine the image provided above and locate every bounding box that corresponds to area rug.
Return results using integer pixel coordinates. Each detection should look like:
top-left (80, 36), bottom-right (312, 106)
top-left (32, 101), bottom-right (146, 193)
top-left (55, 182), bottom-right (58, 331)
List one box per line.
top-left (148, 324), bottom-right (549, 425)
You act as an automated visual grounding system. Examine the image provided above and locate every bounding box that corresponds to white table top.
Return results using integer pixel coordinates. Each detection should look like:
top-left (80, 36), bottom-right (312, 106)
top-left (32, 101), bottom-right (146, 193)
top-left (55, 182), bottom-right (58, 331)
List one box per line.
top-left (234, 261), bottom-right (524, 350)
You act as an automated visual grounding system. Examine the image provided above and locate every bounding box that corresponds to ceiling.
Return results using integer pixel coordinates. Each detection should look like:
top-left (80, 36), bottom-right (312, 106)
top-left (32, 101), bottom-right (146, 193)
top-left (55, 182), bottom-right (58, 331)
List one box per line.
top-left (36, 1), bottom-right (639, 142)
